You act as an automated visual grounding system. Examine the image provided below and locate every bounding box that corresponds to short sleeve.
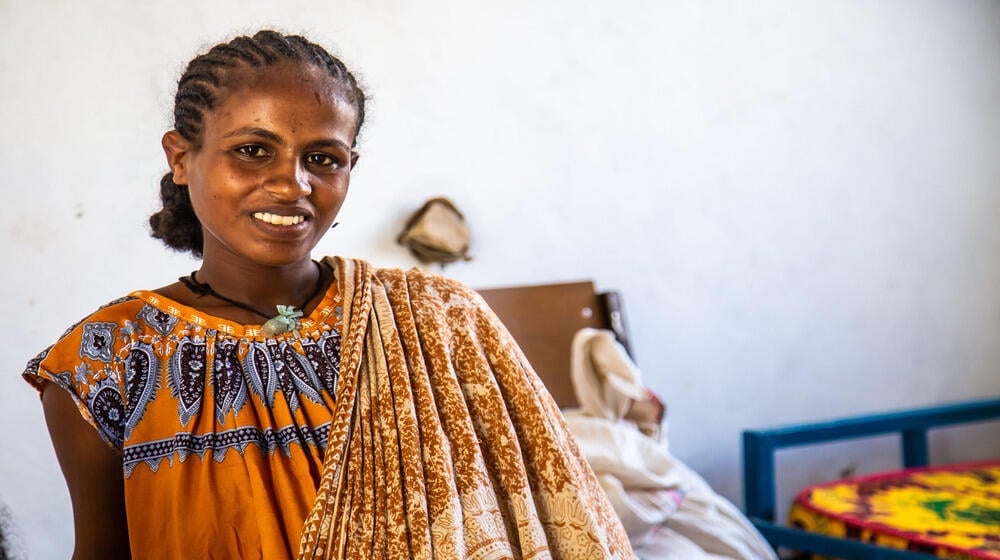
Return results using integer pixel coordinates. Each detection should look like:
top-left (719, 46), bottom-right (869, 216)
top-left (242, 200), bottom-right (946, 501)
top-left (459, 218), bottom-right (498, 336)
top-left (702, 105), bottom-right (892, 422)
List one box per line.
top-left (22, 297), bottom-right (137, 452)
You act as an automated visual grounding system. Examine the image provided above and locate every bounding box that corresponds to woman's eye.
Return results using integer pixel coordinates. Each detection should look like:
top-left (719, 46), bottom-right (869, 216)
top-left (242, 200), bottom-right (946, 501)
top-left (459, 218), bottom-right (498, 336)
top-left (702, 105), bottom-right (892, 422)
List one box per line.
top-left (235, 145), bottom-right (268, 158)
top-left (306, 153), bottom-right (339, 168)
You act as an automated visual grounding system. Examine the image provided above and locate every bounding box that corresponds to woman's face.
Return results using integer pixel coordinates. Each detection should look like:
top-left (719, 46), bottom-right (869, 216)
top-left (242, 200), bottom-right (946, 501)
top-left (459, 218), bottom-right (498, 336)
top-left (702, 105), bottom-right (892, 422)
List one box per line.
top-left (164, 63), bottom-right (359, 269)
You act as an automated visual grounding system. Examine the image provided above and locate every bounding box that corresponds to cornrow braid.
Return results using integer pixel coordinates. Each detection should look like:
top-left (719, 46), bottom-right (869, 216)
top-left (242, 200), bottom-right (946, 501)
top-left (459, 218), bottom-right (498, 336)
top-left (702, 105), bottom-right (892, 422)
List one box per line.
top-left (288, 35), bottom-right (367, 132)
top-left (149, 30), bottom-right (367, 258)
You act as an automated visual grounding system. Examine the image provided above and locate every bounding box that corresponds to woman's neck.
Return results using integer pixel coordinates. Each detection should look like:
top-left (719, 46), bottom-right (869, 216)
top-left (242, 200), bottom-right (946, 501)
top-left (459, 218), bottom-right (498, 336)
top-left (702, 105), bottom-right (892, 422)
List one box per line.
top-left (193, 255), bottom-right (324, 316)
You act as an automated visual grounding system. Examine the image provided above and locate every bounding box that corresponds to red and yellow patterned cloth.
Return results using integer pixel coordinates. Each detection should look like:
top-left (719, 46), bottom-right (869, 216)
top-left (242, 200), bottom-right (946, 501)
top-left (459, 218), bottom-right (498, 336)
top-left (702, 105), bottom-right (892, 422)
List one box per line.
top-left (789, 461), bottom-right (1000, 559)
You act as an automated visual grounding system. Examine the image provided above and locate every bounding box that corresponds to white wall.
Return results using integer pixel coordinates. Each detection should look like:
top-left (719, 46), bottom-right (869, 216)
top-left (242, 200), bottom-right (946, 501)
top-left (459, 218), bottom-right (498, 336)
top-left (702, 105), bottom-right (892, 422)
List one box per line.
top-left (2, 1), bottom-right (999, 557)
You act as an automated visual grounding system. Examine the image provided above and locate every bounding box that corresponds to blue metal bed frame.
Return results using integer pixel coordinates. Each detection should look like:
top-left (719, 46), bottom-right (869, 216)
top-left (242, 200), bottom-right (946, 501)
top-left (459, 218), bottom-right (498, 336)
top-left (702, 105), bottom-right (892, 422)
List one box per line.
top-left (742, 397), bottom-right (1000, 559)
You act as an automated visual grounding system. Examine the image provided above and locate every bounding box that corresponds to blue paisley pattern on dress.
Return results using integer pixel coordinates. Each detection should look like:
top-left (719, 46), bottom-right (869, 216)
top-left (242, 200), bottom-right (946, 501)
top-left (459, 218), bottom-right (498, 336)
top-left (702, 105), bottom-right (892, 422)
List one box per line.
top-left (80, 322), bottom-right (116, 362)
top-left (282, 343), bottom-right (325, 406)
top-left (168, 338), bottom-right (206, 427)
top-left (137, 304), bottom-right (179, 336)
top-left (212, 338), bottom-right (248, 424)
top-left (23, 294), bottom-right (343, 477)
top-left (89, 377), bottom-right (127, 447)
top-left (300, 335), bottom-right (340, 395)
top-left (245, 340), bottom-right (280, 408)
top-left (124, 342), bottom-right (160, 440)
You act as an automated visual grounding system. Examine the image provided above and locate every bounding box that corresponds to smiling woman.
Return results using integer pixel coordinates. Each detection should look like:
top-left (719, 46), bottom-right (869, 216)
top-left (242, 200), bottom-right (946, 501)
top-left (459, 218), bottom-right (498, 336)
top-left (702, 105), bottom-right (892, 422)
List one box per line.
top-left (160, 65), bottom-right (357, 287)
top-left (20, 30), bottom-right (633, 560)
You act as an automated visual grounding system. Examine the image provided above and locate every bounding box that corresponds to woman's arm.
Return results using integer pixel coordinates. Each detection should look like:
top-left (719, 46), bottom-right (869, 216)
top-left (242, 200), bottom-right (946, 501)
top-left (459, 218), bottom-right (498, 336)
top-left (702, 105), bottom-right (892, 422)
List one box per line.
top-left (42, 385), bottom-right (131, 560)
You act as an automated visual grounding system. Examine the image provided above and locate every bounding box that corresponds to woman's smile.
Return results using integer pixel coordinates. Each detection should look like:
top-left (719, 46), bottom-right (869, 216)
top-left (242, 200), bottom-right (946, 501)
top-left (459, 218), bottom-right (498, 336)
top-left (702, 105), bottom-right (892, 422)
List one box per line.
top-left (249, 209), bottom-right (313, 238)
top-left (253, 212), bottom-right (306, 226)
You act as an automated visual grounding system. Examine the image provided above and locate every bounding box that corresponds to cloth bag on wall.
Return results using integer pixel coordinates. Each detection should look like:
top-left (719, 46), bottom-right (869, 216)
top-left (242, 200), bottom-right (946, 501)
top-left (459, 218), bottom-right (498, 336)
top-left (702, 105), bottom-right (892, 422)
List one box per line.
top-left (397, 197), bottom-right (472, 265)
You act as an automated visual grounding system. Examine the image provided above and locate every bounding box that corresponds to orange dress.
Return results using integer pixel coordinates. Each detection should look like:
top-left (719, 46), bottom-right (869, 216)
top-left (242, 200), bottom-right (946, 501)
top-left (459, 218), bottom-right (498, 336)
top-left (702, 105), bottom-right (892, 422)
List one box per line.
top-left (23, 276), bottom-right (343, 559)
top-left (27, 257), bottom-right (635, 559)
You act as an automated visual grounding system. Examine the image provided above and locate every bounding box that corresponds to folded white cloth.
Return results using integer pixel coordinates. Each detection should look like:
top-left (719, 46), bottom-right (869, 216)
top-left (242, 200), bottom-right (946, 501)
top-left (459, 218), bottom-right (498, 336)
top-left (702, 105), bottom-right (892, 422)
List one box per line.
top-left (564, 328), bottom-right (778, 560)
top-left (571, 327), bottom-right (648, 420)
top-left (563, 412), bottom-right (687, 539)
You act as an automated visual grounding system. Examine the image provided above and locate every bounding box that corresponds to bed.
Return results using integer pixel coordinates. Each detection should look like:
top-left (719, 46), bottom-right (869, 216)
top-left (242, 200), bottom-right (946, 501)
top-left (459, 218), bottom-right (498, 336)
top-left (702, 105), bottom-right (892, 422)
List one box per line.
top-left (478, 280), bottom-right (776, 559)
top-left (742, 399), bottom-right (1000, 559)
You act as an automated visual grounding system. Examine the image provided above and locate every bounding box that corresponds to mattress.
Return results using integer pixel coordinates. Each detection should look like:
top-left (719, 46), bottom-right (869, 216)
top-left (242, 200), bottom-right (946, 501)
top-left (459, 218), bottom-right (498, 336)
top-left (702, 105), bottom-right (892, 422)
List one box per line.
top-left (789, 460), bottom-right (1000, 559)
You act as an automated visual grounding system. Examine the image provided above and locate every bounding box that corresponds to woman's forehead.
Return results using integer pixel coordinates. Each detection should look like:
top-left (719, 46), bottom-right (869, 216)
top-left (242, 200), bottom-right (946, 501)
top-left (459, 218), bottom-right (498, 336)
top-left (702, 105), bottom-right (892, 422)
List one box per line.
top-left (209, 66), bottom-right (358, 131)
top-left (225, 61), bottom-right (346, 103)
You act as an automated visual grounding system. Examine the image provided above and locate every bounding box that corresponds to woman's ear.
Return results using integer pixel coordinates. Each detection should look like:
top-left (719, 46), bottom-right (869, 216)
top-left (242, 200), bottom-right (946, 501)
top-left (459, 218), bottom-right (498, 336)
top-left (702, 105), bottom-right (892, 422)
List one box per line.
top-left (161, 130), bottom-right (192, 185)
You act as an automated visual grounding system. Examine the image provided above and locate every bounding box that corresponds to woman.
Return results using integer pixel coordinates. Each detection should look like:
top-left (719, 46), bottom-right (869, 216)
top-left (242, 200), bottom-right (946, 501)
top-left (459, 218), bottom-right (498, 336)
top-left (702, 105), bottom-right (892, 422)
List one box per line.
top-left (23, 30), bottom-right (633, 559)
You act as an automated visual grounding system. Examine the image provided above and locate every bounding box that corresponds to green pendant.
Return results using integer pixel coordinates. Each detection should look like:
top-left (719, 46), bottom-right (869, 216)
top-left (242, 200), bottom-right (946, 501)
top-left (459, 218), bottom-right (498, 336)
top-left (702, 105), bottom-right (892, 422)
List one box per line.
top-left (261, 305), bottom-right (304, 336)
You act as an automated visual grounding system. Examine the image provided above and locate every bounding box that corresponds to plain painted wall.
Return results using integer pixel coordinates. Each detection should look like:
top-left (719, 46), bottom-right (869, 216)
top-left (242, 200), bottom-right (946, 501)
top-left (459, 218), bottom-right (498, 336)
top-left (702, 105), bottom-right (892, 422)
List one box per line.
top-left (2, 1), bottom-right (999, 558)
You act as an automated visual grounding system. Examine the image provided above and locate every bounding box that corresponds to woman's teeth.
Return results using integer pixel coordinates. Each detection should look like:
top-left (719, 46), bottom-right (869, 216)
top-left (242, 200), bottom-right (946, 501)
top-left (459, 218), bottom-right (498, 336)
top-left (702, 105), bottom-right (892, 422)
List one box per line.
top-left (254, 212), bottom-right (304, 226)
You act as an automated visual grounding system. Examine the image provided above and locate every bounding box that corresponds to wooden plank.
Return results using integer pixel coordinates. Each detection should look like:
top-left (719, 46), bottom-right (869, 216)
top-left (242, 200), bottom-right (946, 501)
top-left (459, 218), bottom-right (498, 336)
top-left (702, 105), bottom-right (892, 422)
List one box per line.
top-left (477, 281), bottom-right (608, 408)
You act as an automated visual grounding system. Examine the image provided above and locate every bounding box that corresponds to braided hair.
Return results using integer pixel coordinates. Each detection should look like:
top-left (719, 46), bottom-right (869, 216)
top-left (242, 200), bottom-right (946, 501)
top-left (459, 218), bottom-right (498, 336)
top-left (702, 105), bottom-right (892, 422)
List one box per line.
top-left (149, 30), bottom-right (367, 257)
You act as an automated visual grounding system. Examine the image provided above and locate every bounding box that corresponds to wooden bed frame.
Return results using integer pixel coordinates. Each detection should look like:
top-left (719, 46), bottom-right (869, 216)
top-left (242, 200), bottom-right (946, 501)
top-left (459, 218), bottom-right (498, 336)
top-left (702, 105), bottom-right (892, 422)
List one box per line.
top-left (476, 280), bottom-right (632, 408)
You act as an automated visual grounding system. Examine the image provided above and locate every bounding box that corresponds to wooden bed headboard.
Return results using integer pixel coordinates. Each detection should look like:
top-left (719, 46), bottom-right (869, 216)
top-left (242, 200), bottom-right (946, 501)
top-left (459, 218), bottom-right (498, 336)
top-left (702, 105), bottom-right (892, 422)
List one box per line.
top-left (476, 280), bottom-right (631, 408)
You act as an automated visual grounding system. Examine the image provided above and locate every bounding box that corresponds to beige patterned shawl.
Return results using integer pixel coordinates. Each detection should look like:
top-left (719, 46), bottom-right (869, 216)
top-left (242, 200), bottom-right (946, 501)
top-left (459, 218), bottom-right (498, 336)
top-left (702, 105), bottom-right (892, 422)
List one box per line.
top-left (297, 257), bottom-right (634, 559)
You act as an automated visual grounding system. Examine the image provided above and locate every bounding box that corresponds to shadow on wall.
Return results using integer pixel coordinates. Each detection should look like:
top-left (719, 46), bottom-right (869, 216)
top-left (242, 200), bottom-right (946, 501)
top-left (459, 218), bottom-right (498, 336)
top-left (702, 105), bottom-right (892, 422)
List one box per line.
top-left (0, 500), bottom-right (16, 560)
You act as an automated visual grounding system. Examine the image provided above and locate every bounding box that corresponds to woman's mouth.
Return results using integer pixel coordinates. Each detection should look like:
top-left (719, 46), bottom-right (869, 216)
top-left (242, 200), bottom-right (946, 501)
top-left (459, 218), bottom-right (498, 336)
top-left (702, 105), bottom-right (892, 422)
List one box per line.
top-left (253, 212), bottom-right (305, 226)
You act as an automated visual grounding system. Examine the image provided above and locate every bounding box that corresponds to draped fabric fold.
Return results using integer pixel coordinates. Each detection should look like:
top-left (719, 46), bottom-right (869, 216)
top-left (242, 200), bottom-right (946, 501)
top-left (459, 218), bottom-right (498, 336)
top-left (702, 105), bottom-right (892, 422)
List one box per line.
top-left (298, 257), bottom-right (634, 559)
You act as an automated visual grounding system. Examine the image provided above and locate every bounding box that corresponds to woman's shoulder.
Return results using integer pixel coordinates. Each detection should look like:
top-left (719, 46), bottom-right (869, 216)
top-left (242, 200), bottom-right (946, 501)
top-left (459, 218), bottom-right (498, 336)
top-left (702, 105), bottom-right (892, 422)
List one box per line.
top-left (376, 263), bottom-right (477, 297)
top-left (326, 256), bottom-right (484, 311)
top-left (25, 292), bottom-right (176, 368)
top-left (22, 294), bottom-right (148, 393)
top-left (51, 295), bottom-right (150, 342)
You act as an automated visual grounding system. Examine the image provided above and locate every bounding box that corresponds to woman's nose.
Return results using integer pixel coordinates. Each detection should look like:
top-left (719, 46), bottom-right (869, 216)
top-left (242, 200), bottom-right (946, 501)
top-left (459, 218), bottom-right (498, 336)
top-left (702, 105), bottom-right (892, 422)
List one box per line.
top-left (264, 158), bottom-right (312, 199)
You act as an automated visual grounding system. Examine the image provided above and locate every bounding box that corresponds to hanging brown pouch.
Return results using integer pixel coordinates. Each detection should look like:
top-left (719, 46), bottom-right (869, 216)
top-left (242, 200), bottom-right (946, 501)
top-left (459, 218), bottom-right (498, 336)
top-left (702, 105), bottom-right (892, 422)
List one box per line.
top-left (397, 197), bottom-right (473, 265)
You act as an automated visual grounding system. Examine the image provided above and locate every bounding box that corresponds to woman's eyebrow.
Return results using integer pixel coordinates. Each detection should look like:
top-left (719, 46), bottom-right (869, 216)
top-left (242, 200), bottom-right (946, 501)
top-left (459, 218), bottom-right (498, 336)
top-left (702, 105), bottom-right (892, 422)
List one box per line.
top-left (308, 139), bottom-right (352, 152)
top-left (222, 127), bottom-right (284, 144)
top-left (222, 127), bottom-right (349, 151)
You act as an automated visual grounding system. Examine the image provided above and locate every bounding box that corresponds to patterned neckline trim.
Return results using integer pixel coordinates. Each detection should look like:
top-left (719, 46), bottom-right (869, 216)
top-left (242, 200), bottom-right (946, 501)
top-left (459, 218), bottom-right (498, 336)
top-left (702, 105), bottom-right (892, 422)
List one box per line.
top-left (130, 267), bottom-right (341, 338)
